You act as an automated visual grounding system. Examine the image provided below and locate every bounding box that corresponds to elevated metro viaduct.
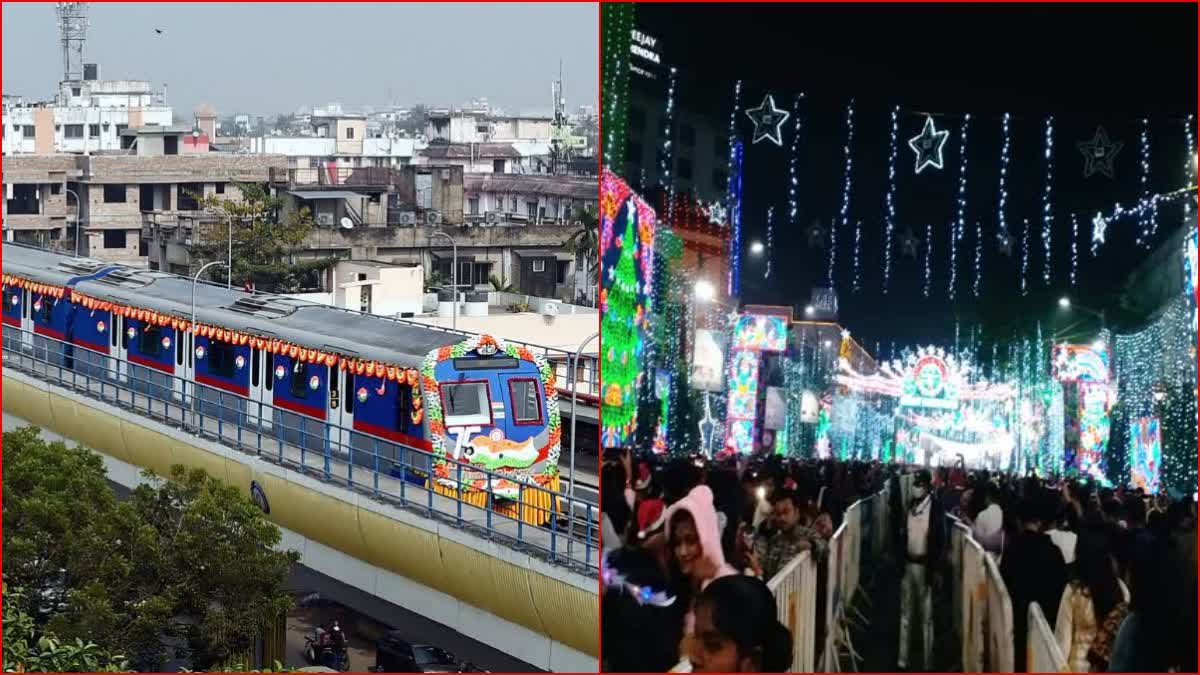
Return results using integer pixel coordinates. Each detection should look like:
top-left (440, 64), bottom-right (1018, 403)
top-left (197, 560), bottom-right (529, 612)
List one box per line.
top-left (1, 366), bottom-right (599, 672)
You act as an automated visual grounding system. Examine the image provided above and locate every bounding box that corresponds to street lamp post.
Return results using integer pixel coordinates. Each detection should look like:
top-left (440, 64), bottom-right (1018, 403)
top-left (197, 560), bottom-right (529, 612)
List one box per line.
top-left (190, 261), bottom-right (225, 417)
top-left (429, 231), bottom-right (457, 330)
top-left (64, 188), bottom-right (81, 256)
top-left (568, 332), bottom-right (599, 507)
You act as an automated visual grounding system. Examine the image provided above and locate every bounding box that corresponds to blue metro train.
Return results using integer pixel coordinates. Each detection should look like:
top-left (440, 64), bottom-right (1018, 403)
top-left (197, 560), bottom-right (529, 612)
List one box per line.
top-left (1, 243), bottom-right (565, 523)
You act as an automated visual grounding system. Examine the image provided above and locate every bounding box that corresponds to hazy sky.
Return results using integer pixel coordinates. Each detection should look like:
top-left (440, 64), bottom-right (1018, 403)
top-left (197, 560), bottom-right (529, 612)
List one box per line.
top-left (3, 2), bottom-right (598, 119)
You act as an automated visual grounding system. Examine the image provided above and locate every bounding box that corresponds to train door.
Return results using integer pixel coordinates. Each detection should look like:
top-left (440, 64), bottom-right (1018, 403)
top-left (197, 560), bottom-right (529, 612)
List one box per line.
top-left (332, 367), bottom-right (355, 455)
top-left (114, 314), bottom-right (129, 383)
top-left (1, 284), bottom-right (27, 352)
top-left (30, 291), bottom-right (68, 367)
top-left (248, 345), bottom-right (273, 431)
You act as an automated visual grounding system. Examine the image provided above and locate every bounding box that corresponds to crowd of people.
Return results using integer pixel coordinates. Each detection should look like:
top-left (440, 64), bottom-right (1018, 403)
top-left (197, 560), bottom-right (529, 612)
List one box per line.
top-left (603, 452), bottom-right (1197, 674)
top-left (600, 451), bottom-right (886, 672)
top-left (899, 461), bottom-right (1198, 672)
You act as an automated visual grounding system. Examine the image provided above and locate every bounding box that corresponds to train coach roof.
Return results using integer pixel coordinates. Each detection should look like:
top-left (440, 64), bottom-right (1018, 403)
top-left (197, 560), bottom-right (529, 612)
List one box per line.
top-left (2, 243), bottom-right (463, 367)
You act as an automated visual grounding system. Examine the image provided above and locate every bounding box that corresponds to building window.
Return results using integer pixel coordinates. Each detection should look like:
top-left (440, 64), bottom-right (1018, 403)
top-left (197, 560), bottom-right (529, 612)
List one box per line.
top-left (102, 229), bottom-right (125, 249)
top-left (468, 198), bottom-right (479, 215)
top-left (630, 107), bottom-right (646, 132)
top-left (532, 259), bottom-right (546, 273)
top-left (680, 124), bottom-right (696, 147)
top-left (64, 124), bottom-right (84, 139)
top-left (346, 127), bottom-right (355, 140)
top-left (71, 87), bottom-right (81, 97)
top-left (176, 184), bottom-right (202, 211)
top-left (215, 183), bottom-right (225, 195)
top-left (103, 185), bottom-right (126, 203)
top-left (510, 197), bottom-right (518, 212)
top-left (677, 157), bottom-right (693, 180)
top-left (472, 262), bottom-right (492, 285)
top-left (526, 201), bottom-right (538, 219)
top-left (22, 126), bottom-right (35, 139)
top-left (493, 159), bottom-right (506, 173)
top-left (88, 124), bottom-right (100, 138)
top-left (50, 183), bottom-right (62, 195)
top-left (556, 260), bottom-right (570, 285)
top-left (138, 239), bottom-right (148, 257)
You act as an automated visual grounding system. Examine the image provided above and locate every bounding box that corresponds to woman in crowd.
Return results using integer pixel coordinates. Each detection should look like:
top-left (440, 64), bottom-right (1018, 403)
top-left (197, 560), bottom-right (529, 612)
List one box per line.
top-left (687, 575), bottom-right (792, 672)
top-left (1054, 525), bottom-right (1127, 672)
top-left (601, 451), bottom-right (635, 554)
top-left (601, 545), bottom-right (686, 673)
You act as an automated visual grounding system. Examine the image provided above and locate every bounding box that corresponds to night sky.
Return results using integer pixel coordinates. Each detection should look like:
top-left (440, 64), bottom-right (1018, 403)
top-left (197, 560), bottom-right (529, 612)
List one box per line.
top-left (635, 2), bottom-right (1197, 357)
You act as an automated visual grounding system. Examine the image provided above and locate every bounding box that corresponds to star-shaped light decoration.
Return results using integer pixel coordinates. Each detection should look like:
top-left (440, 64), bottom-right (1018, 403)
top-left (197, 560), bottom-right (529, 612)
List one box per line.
top-left (899, 228), bottom-right (921, 258)
top-left (908, 115), bottom-right (951, 174)
top-left (1091, 211), bottom-right (1108, 251)
top-left (806, 222), bottom-right (827, 248)
top-left (745, 94), bottom-right (790, 147)
top-left (1078, 126), bottom-right (1123, 179)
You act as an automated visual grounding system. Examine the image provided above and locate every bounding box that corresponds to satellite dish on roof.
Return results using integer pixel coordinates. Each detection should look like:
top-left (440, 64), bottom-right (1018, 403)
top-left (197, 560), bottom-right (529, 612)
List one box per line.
top-left (339, 217), bottom-right (354, 230)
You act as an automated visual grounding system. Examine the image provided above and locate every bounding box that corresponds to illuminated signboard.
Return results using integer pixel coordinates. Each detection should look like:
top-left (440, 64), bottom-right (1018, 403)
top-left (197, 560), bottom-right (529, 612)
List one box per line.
top-left (1052, 343), bottom-right (1110, 383)
top-left (1130, 416), bottom-right (1161, 494)
top-left (731, 314), bottom-right (789, 352)
top-left (1076, 382), bottom-right (1113, 479)
top-left (691, 328), bottom-right (726, 392)
top-left (629, 29), bottom-right (661, 79)
top-left (1185, 229), bottom-right (1197, 297)
top-left (899, 353), bottom-right (961, 410)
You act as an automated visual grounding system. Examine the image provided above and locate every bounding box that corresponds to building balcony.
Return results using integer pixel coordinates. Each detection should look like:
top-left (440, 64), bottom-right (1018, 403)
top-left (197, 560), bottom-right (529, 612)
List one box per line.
top-left (269, 166), bottom-right (398, 190)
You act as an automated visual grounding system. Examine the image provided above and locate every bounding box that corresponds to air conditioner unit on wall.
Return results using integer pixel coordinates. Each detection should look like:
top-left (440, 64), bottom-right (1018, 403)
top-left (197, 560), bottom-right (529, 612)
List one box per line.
top-left (425, 211), bottom-right (442, 226)
top-left (316, 213), bottom-right (334, 227)
top-left (397, 211), bottom-right (416, 226)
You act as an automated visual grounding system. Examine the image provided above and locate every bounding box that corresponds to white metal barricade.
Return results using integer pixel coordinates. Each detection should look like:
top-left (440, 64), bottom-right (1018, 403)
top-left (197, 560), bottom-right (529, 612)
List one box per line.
top-left (983, 550), bottom-right (1014, 673)
top-left (961, 532), bottom-right (987, 672)
top-left (1027, 602), bottom-right (1067, 673)
top-left (767, 550), bottom-right (818, 673)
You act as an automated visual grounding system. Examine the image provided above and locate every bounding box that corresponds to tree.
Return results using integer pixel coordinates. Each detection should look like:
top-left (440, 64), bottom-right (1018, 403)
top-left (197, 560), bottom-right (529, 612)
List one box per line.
top-left (3, 585), bottom-right (130, 673)
top-left (2, 428), bottom-right (299, 672)
top-left (191, 183), bottom-right (333, 293)
top-left (488, 274), bottom-right (515, 293)
top-left (565, 205), bottom-right (598, 306)
top-left (600, 208), bottom-right (645, 446)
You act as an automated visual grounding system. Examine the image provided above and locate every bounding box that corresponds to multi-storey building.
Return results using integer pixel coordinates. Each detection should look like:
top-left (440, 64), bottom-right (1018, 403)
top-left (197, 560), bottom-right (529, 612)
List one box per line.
top-left (2, 66), bottom-right (173, 156)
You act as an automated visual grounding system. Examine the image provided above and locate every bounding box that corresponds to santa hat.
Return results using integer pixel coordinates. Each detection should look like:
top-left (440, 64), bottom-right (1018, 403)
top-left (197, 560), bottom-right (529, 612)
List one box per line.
top-left (636, 498), bottom-right (666, 540)
top-left (634, 461), bottom-right (652, 491)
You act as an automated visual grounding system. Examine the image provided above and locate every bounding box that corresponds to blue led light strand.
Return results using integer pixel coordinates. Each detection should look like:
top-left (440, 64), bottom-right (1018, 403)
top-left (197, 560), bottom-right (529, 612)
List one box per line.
top-left (1021, 216), bottom-right (1030, 296)
top-left (1042, 115), bottom-right (1054, 286)
top-left (1070, 212), bottom-right (1079, 286)
top-left (660, 67), bottom-right (678, 223)
top-left (852, 219), bottom-right (862, 291)
top-left (830, 99), bottom-right (855, 289)
top-left (998, 112), bottom-right (1011, 254)
top-left (787, 94), bottom-right (804, 228)
top-left (974, 219), bottom-right (983, 297)
top-left (725, 80), bottom-right (742, 296)
top-left (728, 140), bottom-right (744, 297)
top-left (765, 205), bottom-right (774, 279)
top-left (1137, 118), bottom-right (1151, 247)
top-left (1185, 114), bottom-right (1196, 218)
top-left (924, 221), bottom-right (933, 298)
top-left (883, 106), bottom-right (899, 294)
top-left (951, 114), bottom-right (970, 300)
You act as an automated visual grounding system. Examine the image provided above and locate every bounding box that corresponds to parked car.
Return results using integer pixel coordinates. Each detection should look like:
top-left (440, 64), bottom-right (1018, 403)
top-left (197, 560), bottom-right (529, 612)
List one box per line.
top-left (372, 631), bottom-right (480, 673)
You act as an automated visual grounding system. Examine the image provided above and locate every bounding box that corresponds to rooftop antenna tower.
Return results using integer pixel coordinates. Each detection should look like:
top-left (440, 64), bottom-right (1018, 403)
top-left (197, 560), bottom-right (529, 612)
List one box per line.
top-left (550, 58), bottom-right (570, 174)
top-left (56, 2), bottom-right (89, 82)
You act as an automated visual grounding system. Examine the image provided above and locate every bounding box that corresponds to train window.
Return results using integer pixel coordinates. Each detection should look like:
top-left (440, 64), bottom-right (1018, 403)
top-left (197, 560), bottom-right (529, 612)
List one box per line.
top-left (264, 355), bottom-right (273, 391)
top-left (38, 297), bottom-right (53, 323)
top-left (139, 325), bottom-right (162, 356)
top-left (441, 380), bottom-right (492, 427)
top-left (344, 371), bottom-right (354, 414)
top-left (208, 341), bottom-right (236, 378)
top-left (508, 378), bottom-right (543, 425)
top-left (289, 361), bottom-right (309, 398)
top-left (122, 317), bottom-right (130, 350)
top-left (23, 290), bottom-right (30, 319)
top-left (252, 348), bottom-right (260, 387)
top-left (452, 356), bottom-right (520, 371)
top-left (176, 329), bottom-right (185, 366)
top-left (111, 314), bottom-right (118, 347)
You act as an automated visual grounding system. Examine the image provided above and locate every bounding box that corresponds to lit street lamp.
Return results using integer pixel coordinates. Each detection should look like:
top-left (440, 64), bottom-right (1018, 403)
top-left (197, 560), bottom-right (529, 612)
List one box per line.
top-left (693, 279), bottom-right (716, 302)
top-left (749, 240), bottom-right (765, 255)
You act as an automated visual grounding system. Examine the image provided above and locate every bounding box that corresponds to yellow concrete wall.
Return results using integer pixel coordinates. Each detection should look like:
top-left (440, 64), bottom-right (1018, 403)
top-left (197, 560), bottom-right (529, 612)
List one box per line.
top-left (1, 375), bottom-right (598, 656)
